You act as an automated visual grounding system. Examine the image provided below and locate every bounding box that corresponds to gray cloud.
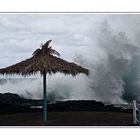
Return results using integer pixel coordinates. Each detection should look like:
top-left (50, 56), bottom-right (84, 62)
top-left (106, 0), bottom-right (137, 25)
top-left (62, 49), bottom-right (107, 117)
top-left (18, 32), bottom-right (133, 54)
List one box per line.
top-left (0, 14), bottom-right (104, 67)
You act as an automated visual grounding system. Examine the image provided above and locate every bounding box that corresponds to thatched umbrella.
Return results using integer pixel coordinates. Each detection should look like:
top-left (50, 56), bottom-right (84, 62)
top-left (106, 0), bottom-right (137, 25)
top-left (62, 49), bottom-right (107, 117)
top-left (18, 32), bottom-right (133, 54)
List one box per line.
top-left (0, 40), bottom-right (88, 121)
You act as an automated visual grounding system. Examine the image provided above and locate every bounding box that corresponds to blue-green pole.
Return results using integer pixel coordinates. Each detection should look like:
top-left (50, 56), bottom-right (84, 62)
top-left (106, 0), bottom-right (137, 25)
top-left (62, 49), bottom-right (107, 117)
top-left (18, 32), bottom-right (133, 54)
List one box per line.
top-left (43, 70), bottom-right (47, 121)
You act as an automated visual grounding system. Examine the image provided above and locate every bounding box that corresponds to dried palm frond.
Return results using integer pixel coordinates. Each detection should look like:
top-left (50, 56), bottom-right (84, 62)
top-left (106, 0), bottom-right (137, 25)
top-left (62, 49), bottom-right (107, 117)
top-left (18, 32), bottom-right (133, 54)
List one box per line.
top-left (42, 40), bottom-right (52, 53)
top-left (44, 40), bottom-right (52, 47)
top-left (47, 46), bottom-right (60, 57)
top-left (33, 40), bottom-right (60, 57)
top-left (32, 48), bottom-right (41, 56)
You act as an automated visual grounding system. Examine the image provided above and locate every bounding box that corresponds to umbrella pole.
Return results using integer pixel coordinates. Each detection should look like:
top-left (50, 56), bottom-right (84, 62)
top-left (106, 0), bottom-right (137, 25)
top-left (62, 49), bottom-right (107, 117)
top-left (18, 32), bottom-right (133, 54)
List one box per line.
top-left (43, 70), bottom-right (47, 121)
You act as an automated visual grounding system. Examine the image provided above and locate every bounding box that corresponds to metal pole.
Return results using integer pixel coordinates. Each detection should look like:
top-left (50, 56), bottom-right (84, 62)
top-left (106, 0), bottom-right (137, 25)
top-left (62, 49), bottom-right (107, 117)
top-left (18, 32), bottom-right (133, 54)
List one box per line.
top-left (43, 70), bottom-right (47, 121)
top-left (138, 104), bottom-right (140, 126)
top-left (133, 100), bottom-right (137, 125)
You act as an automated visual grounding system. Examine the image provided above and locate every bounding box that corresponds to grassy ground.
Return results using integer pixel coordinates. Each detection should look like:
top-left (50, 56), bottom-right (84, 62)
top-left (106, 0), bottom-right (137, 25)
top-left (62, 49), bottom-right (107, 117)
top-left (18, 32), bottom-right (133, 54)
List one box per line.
top-left (0, 111), bottom-right (133, 126)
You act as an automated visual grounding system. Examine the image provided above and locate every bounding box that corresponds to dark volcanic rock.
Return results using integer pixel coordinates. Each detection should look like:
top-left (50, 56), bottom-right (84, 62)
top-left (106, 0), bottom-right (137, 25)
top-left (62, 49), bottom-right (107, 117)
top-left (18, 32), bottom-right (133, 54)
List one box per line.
top-left (48, 100), bottom-right (132, 113)
top-left (0, 93), bottom-right (132, 114)
top-left (0, 93), bottom-right (42, 106)
top-left (0, 93), bottom-right (42, 114)
top-left (48, 100), bottom-right (105, 111)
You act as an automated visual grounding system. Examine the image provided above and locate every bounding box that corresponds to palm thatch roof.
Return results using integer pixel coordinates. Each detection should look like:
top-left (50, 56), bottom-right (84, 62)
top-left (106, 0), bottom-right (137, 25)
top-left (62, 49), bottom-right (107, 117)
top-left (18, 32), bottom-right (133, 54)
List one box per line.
top-left (0, 40), bottom-right (89, 76)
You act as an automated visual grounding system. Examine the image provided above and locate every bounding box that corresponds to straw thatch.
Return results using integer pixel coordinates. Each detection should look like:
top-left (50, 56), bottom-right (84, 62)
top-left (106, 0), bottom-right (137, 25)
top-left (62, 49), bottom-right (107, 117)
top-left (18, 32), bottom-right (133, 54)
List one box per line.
top-left (0, 40), bottom-right (89, 76)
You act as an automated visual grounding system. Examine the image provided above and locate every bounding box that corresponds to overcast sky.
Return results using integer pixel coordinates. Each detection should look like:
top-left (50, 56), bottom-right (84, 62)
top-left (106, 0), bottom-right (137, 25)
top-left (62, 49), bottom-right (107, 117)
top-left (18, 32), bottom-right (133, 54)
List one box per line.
top-left (0, 14), bottom-right (139, 67)
top-left (0, 14), bottom-right (108, 67)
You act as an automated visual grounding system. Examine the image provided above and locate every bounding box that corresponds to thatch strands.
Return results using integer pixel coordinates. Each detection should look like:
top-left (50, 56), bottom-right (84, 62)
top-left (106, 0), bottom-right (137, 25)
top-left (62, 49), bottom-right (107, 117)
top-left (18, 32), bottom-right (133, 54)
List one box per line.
top-left (0, 40), bottom-right (89, 76)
